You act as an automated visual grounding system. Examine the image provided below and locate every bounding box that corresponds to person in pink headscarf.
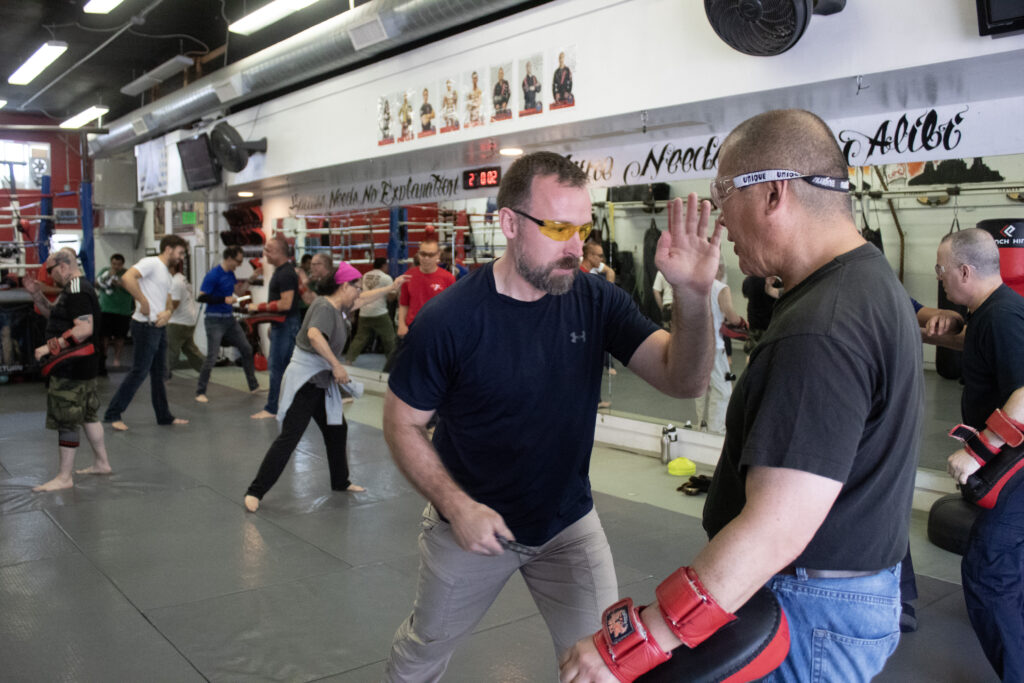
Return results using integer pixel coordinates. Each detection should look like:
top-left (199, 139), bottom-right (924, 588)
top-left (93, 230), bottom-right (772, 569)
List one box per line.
top-left (244, 262), bottom-right (408, 512)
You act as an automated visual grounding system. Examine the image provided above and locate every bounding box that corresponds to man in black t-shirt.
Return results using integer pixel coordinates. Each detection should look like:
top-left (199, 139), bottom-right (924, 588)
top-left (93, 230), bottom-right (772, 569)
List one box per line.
top-left (29, 249), bottom-right (112, 492)
top-left (384, 152), bottom-right (721, 681)
top-left (938, 229), bottom-right (1024, 682)
top-left (562, 111), bottom-right (923, 682)
top-left (250, 236), bottom-right (301, 419)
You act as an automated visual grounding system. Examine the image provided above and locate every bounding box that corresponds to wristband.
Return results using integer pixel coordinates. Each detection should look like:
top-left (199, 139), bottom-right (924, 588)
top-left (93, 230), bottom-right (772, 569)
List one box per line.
top-left (592, 598), bottom-right (670, 682)
top-left (949, 424), bottom-right (1001, 466)
top-left (655, 566), bottom-right (736, 648)
top-left (986, 409), bottom-right (1024, 448)
top-left (256, 301), bottom-right (279, 313)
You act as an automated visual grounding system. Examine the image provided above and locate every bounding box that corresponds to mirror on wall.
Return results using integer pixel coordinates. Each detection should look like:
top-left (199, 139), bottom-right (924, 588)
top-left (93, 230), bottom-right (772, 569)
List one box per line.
top-left (336, 154), bottom-right (1024, 474)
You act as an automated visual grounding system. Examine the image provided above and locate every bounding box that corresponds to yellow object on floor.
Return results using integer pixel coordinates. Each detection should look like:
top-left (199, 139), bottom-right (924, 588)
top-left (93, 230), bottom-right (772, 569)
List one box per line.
top-left (667, 456), bottom-right (696, 477)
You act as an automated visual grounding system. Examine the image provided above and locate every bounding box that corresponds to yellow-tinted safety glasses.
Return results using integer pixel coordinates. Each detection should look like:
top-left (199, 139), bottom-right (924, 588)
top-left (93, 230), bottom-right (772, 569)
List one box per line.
top-left (510, 207), bottom-right (592, 242)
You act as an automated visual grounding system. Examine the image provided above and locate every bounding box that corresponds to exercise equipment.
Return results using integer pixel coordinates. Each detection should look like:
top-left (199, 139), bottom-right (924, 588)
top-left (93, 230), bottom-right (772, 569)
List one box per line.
top-left (928, 493), bottom-right (980, 556)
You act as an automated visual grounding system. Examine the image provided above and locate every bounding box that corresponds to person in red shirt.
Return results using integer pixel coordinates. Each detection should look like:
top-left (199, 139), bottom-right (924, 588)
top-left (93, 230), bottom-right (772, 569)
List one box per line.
top-left (397, 237), bottom-right (455, 338)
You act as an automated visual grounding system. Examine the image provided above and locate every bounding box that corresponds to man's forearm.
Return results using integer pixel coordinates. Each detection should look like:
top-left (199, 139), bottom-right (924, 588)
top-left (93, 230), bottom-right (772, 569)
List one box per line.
top-left (383, 394), bottom-right (471, 518)
top-left (30, 289), bottom-right (53, 316)
top-left (665, 288), bottom-right (714, 395)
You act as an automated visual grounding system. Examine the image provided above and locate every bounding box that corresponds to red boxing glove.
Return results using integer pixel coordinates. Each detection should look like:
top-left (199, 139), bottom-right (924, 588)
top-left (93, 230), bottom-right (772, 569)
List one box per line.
top-left (249, 258), bottom-right (262, 270)
top-left (655, 566), bottom-right (736, 648)
top-left (986, 409), bottom-right (1024, 448)
top-left (949, 424), bottom-right (1001, 466)
top-left (592, 598), bottom-right (670, 682)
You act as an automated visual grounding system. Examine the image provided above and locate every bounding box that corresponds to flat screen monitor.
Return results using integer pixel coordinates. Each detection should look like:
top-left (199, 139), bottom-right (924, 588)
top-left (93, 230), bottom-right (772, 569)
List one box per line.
top-left (977, 0), bottom-right (1024, 36)
top-left (176, 133), bottom-right (221, 191)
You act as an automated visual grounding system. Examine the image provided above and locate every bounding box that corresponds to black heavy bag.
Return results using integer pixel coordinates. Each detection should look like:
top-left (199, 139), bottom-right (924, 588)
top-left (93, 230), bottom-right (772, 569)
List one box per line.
top-left (936, 216), bottom-right (967, 380)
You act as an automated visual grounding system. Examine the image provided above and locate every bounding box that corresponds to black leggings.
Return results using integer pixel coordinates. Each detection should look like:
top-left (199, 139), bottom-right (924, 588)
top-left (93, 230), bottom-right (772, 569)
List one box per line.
top-left (246, 381), bottom-right (350, 499)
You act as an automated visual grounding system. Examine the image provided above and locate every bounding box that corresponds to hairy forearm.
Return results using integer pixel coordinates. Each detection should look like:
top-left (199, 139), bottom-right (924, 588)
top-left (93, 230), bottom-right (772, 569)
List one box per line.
top-left (383, 394), bottom-right (470, 517)
top-left (665, 288), bottom-right (714, 396)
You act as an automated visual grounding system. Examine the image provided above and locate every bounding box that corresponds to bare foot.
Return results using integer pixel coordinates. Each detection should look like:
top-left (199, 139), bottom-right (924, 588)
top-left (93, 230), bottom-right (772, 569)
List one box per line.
top-left (195, 394), bottom-right (209, 403)
top-left (172, 418), bottom-right (188, 425)
top-left (76, 465), bottom-right (112, 475)
top-left (33, 476), bottom-right (73, 492)
top-left (346, 484), bottom-right (366, 492)
top-left (111, 421), bottom-right (129, 431)
top-left (244, 495), bottom-right (260, 512)
top-left (608, 368), bottom-right (617, 376)
top-left (597, 401), bottom-right (611, 409)
top-left (250, 410), bottom-right (275, 419)
top-left (250, 387), bottom-right (267, 394)
top-left (342, 397), bottom-right (354, 405)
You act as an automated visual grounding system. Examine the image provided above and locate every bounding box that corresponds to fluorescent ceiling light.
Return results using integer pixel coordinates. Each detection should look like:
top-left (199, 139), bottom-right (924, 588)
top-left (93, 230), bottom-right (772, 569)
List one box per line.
top-left (499, 147), bottom-right (524, 157)
top-left (120, 55), bottom-right (193, 96)
top-left (8, 41), bottom-right (68, 86)
top-left (83, 0), bottom-right (126, 13)
top-left (238, 191), bottom-right (255, 198)
top-left (229, 0), bottom-right (323, 36)
top-left (60, 105), bottom-right (110, 129)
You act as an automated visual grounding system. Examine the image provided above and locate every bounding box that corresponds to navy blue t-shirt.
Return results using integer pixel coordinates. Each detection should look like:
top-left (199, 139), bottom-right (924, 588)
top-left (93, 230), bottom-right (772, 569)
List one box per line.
top-left (961, 284), bottom-right (1024, 428)
top-left (388, 262), bottom-right (659, 545)
top-left (200, 264), bottom-right (236, 316)
top-left (268, 261), bottom-right (301, 320)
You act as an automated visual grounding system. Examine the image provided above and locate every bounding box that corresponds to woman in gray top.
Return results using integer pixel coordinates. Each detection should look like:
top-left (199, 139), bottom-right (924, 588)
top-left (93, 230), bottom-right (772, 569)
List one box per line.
top-left (244, 261), bottom-right (406, 512)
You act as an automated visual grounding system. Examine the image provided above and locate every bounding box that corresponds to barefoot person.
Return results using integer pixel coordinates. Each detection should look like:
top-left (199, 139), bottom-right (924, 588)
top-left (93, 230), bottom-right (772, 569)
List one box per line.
top-left (102, 235), bottom-right (190, 431)
top-left (30, 249), bottom-right (112, 491)
top-left (243, 262), bottom-right (407, 512)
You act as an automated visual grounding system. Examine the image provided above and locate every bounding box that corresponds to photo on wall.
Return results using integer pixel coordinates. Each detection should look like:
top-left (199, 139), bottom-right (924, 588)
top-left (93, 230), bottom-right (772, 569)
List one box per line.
top-left (418, 82), bottom-right (438, 138)
top-left (463, 68), bottom-right (487, 128)
top-left (377, 94), bottom-right (395, 146)
top-left (550, 45), bottom-right (576, 110)
top-left (439, 76), bottom-right (460, 133)
top-left (490, 61), bottom-right (513, 122)
top-left (518, 53), bottom-right (544, 117)
top-left (396, 90), bottom-right (416, 143)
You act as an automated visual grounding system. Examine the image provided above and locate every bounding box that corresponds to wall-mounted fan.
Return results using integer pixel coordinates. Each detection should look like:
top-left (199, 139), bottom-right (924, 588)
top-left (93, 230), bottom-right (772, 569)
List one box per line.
top-left (209, 122), bottom-right (267, 173)
top-left (705, 0), bottom-right (846, 57)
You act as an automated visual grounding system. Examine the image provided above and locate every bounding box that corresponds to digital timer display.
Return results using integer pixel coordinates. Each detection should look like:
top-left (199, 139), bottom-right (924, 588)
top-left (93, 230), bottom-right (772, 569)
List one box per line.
top-left (462, 166), bottom-right (501, 190)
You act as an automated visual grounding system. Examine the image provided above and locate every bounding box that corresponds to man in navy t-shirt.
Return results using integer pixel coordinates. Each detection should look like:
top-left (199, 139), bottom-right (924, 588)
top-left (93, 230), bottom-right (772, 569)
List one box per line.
top-left (383, 151), bottom-right (722, 681)
top-left (195, 246), bottom-right (261, 402)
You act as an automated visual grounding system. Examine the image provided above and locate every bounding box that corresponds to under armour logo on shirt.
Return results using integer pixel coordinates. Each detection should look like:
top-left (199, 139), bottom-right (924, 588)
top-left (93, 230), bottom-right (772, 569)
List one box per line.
top-left (570, 331), bottom-right (586, 343)
top-left (430, 283), bottom-right (444, 291)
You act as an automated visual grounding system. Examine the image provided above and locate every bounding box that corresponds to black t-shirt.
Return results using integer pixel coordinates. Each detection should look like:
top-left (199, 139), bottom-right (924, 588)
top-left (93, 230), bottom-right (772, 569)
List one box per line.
top-left (45, 276), bottom-right (101, 380)
top-left (268, 261), bottom-right (301, 320)
top-left (388, 262), bottom-right (659, 545)
top-left (741, 276), bottom-right (776, 331)
top-left (961, 284), bottom-right (1024, 428)
top-left (703, 244), bottom-right (923, 570)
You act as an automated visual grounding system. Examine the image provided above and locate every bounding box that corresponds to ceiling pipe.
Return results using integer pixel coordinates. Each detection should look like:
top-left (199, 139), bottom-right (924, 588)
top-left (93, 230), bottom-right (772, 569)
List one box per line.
top-left (89, 0), bottom-right (540, 158)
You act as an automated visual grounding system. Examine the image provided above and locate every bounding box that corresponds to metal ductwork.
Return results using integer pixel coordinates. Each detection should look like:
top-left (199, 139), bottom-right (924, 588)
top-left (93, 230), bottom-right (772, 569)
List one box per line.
top-left (89, 0), bottom-right (539, 157)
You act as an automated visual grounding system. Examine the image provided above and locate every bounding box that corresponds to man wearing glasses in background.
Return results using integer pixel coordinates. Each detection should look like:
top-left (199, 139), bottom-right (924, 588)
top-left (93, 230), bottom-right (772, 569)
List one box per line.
top-left (382, 151), bottom-right (720, 681)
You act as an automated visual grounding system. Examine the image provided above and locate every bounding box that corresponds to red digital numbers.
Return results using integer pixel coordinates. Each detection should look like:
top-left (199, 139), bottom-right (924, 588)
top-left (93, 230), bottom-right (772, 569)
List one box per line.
top-left (462, 166), bottom-right (501, 190)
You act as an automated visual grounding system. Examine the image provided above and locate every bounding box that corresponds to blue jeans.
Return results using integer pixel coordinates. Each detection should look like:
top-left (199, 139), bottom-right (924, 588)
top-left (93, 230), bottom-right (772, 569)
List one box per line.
top-left (762, 564), bottom-right (901, 682)
top-left (103, 320), bottom-right (174, 424)
top-left (196, 315), bottom-right (259, 395)
top-left (962, 474), bottom-right (1024, 681)
top-left (264, 315), bottom-right (300, 415)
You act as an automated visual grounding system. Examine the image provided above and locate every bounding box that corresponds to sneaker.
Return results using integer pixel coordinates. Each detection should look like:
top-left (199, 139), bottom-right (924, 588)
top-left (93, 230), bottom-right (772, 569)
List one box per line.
top-left (724, 372), bottom-right (737, 382)
top-left (682, 420), bottom-right (693, 429)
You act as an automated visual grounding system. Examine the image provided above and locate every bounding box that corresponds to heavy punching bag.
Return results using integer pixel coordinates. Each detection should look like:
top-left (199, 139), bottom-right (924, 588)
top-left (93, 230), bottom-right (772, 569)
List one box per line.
top-left (976, 218), bottom-right (1024, 297)
top-left (935, 216), bottom-right (967, 380)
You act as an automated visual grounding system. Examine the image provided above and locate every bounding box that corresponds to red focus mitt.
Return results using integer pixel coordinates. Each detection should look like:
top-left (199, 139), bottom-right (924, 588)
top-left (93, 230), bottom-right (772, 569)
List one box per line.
top-left (655, 566), bottom-right (736, 648)
top-left (592, 598), bottom-right (670, 682)
top-left (949, 424), bottom-right (1000, 466)
top-left (41, 343), bottom-right (95, 377)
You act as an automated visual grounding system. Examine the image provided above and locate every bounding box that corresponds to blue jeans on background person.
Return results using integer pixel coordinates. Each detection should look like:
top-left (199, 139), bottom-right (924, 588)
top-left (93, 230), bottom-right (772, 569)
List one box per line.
top-left (762, 564), bottom-right (901, 682)
top-left (103, 320), bottom-right (175, 424)
top-left (264, 315), bottom-right (300, 415)
top-left (961, 474), bottom-right (1024, 682)
top-left (197, 315), bottom-right (259, 396)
